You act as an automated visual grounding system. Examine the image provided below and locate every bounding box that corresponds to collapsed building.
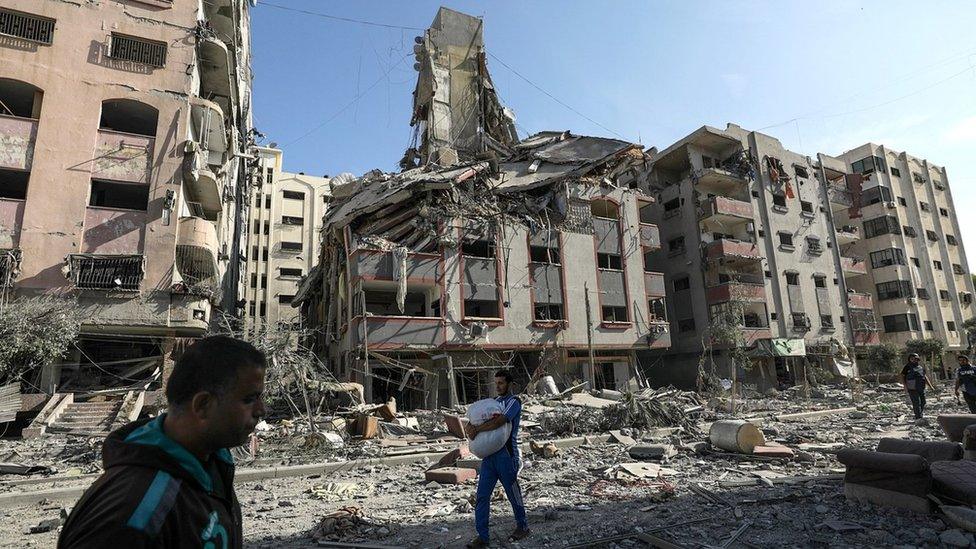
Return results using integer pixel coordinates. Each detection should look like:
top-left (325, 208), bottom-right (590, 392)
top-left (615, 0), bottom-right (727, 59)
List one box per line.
top-left (296, 8), bottom-right (670, 409)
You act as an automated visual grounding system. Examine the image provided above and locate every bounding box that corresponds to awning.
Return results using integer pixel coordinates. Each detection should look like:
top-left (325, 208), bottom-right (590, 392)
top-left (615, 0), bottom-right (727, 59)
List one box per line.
top-left (748, 338), bottom-right (807, 358)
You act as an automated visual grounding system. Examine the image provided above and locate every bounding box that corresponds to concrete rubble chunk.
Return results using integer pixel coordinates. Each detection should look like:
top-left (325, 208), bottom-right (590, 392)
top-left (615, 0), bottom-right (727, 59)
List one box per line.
top-left (628, 443), bottom-right (676, 461)
top-left (939, 529), bottom-right (973, 548)
top-left (424, 467), bottom-right (477, 484)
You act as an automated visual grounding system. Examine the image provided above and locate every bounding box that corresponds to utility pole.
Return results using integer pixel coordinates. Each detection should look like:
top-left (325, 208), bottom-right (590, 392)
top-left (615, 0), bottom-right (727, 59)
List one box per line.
top-left (584, 282), bottom-right (596, 389)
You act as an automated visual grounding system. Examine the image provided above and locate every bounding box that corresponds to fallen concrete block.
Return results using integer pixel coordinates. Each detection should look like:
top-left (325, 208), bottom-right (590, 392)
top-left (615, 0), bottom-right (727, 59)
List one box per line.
top-left (609, 430), bottom-right (637, 446)
top-left (456, 457), bottom-right (482, 472)
top-left (436, 445), bottom-right (471, 468)
top-left (444, 414), bottom-right (468, 439)
top-left (425, 467), bottom-right (477, 484)
top-left (938, 414), bottom-right (976, 442)
top-left (353, 415), bottom-right (379, 439)
top-left (628, 443), bottom-right (676, 461)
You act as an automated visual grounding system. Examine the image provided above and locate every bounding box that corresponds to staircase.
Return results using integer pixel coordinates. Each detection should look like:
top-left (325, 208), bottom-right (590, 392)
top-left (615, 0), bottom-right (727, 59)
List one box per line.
top-left (46, 399), bottom-right (124, 436)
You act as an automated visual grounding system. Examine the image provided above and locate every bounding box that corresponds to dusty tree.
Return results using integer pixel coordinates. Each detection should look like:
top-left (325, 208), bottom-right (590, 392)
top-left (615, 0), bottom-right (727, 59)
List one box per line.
top-left (0, 296), bottom-right (84, 385)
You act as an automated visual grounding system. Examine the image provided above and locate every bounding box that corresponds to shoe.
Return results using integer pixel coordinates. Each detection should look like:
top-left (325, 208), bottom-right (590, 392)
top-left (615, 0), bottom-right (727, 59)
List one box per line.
top-left (466, 536), bottom-right (488, 548)
top-left (508, 527), bottom-right (531, 541)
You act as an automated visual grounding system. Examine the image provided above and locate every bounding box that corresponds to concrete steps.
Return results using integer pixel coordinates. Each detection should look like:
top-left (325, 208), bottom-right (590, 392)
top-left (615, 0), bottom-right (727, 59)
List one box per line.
top-left (47, 400), bottom-right (123, 436)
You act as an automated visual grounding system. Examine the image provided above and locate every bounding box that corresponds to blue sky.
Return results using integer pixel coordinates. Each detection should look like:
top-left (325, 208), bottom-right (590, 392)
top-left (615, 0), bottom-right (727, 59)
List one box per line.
top-left (252, 1), bottom-right (976, 245)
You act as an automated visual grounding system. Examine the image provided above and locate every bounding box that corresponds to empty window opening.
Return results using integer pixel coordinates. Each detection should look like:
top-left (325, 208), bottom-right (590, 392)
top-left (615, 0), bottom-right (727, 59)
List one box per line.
top-left (778, 232), bottom-right (794, 247)
top-left (800, 200), bottom-right (814, 213)
top-left (772, 194), bottom-right (787, 208)
top-left (602, 306), bottom-right (628, 323)
top-left (648, 298), bottom-right (666, 321)
top-left (530, 246), bottom-right (560, 264)
top-left (591, 199), bottom-right (619, 219)
top-left (461, 239), bottom-right (495, 258)
top-left (0, 78), bottom-right (42, 118)
top-left (279, 267), bottom-right (302, 278)
top-left (464, 299), bottom-right (500, 318)
top-left (534, 304), bottom-right (564, 322)
top-left (278, 294), bottom-right (295, 305)
top-left (674, 276), bottom-right (691, 291)
top-left (280, 241), bottom-right (302, 253)
top-left (814, 276), bottom-right (827, 288)
top-left (668, 236), bottom-right (685, 254)
top-left (89, 179), bottom-right (149, 210)
top-left (282, 190), bottom-right (305, 201)
top-left (363, 289), bottom-right (433, 317)
top-left (99, 99), bottom-right (158, 136)
top-left (639, 201), bottom-right (654, 223)
top-left (677, 318), bottom-right (695, 332)
top-left (0, 168), bottom-right (29, 199)
top-left (785, 272), bottom-right (800, 286)
top-left (281, 216), bottom-right (304, 226)
top-left (597, 253), bottom-right (622, 270)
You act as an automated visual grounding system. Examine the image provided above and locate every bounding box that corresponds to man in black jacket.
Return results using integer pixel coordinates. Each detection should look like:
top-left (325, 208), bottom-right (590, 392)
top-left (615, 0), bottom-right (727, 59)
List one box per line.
top-left (59, 336), bottom-right (266, 548)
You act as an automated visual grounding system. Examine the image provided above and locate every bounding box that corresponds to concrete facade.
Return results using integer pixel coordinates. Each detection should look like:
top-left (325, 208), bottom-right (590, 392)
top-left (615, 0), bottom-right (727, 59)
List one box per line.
top-left (833, 144), bottom-right (976, 354)
top-left (0, 0), bottom-right (253, 391)
top-left (244, 146), bottom-right (330, 328)
top-left (641, 124), bottom-right (876, 388)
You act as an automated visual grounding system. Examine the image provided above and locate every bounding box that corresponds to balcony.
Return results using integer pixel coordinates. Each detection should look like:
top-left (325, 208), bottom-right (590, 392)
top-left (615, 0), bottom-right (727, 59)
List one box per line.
top-left (639, 223), bottom-right (661, 250)
top-left (198, 35), bottom-right (234, 115)
top-left (704, 238), bottom-right (762, 267)
top-left (841, 256), bottom-right (868, 277)
top-left (182, 144), bottom-right (223, 216)
top-left (82, 206), bottom-right (146, 254)
top-left (0, 198), bottom-right (25, 248)
top-left (694, 167), bottom-right (748, 195)
top-left (705, 281), bottom-right (766, 304)
top-left (836, 225), bottom-right (860, 244)
top-left (644, 271), bottom-right (665, 297)
top-left (355, 316), bottom-right (445, 349)
top-left (202, 0), bottom-right (237, 44)
top-left (351, 250), bottom-right (440, 283)
top-left (190, 98), bottom-right (229, 164)
top-left (92, 129), bottom-right (154, 184)
top-left (175, 217), bottom-right (219, 292)
top-left (848, 292), bottom-right (873, 310)
top-left (0, 114), bottom-right (38, 171)
top-left (827, 184), bottom-right (853, 211)
top-left (699, 196), bottom-right (753, 225)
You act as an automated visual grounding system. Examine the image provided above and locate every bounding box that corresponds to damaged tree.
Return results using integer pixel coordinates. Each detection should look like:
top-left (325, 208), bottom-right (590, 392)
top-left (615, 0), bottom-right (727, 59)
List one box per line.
top-left (0, 296), bottom-right (83, 385)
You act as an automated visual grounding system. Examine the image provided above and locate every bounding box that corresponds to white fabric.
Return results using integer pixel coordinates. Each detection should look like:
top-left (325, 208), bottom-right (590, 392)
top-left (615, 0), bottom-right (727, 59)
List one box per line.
top-left (466, 398), bottom-right (512, 459)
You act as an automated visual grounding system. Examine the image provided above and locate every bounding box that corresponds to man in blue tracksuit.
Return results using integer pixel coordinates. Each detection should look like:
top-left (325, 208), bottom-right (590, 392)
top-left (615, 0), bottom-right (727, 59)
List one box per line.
top-left (464, 370), bottom-right (529, 548)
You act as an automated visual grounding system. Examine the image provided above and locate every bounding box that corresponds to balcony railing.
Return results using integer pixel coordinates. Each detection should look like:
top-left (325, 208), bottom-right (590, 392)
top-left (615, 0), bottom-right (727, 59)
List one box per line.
top-left (840, 256), bottom-right (868, 276)
top-left (704, 238), bottom-right (761, 263)
top-left (354, 315), bottom-right (445, 349)
top-left (0, 114), bottom-right (38, 171)
top-left (836, 225), bottom-right (860, 242)
top-left (693, 167), bottom-right (749, 195)
top-left (848, 292), bottom-right (873, 310)
top-left (705, 281), bottom-right (765, 304)
top-left (92, 129), bottom-right (154, 184)
top-left (176, 217), bottom-right (219, 291)
top-left (66, 254), bottom-right (144, 291)
top-left (699, 196), bottom-right (753, 224)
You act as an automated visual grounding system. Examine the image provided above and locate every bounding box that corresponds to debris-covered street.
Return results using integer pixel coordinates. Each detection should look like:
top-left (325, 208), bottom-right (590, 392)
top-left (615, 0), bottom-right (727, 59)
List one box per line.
top-left (4, 381), bottom-right (975, 548)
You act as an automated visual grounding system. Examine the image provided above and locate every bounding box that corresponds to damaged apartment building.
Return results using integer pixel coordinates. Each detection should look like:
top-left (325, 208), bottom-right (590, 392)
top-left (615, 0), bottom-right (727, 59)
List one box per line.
top-left (0, 0), bottom-right (253, 418)
top-left (641, 124), bottom-right (880, 388)
top-left (295, 8), bottom-right (670, 409)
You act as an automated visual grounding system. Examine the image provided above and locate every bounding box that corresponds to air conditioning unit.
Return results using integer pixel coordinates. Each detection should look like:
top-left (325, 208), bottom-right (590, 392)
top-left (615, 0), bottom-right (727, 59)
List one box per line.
top-left (885, 201), bottom-right (896, 209)
top-left (469, 322), bottom-right (488, 338)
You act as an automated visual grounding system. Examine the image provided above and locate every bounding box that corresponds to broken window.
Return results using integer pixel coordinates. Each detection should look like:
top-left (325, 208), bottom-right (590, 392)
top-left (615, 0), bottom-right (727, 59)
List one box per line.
top-left (648, 297), bottom-right (666, 322)
top-left (530, 231), bottom-right (564, 321)
top-left (677, 318), bottom-right (695, 332)
top-left (530, 245), bottom-right (560, 264)
top-left (814, 275), bottom-right (826, 288)
top-left (851, 155), bottom-right (885, 175)
top-left (673, 276), bottom-right (690, 291)
top-left (875, 280), bottom-right (913, 300)
top-left (597, 253), bottom-right (623, 270)
top-left (772, 194), bottom-right (787, 208)
top-left (947, 234), bottom-right (958, 245)
top-left (282, 216), bottom-right (304, 226)
top-left (461, 239), bottom-right (495, 259)
top-left (67, 254), bottom-right (143, 291)
top-left (109, 33), bottom-right (167, 67)
top-left (667, 236), bottom-right (685, 254)
top-left (663, 198), bottom-right (680, 219)
top-left (870, 248), bottom-right (905, 268)
top-left (282, 190), bottom-right (305, 201)
top-left (280, 267), bottom-right (302, 278)
top-left (891, 167), bottom-right (901, 177)
top-left (863, 215), bottom-right (900, 238)
top-left (934, 260), bottom-right (943, 270)
top-left (883, 313), bottom-right (919, 333)
top-left (917, 288), bottom-right (930, 300)
top-left (534, 304), bottom-right (563, 322)
top-left (941, 208), bottom-right (950, 218)
top-left (940, 289), bottom-right (951, 300)
top-left (0, 168), bottom-right (28, 200)
top-left (0, 78), bottom-right (42, 118)
top-left (948, 321), bottom-right (958, 332)
top-left (590, 199), bottom-right (619, 219)
top-left (280, 241), bottom-right (302, 253)
top-left (638, 201), bottom-right (654, 224)
top-left (800, 200), bottom-right (814, 214)
top-left (100, 99), bottom-right (157, 137)
top-left (0, 8), bottom-right (55, 44)
top-left (903, 226), bottom-right (917, 238)
top-left (601, 306), bottom-right (628, 323)
top-left (464, 299), bottom-right (499, 318)
top-left (89, 179), bottom-right (149, 210)
top-left (794, 165), bottom-right (810, 179)
top-left (463, 231), bottom-right (501, 319)
top-left (953, 264), bottom-right (965, 275)
top-left (926, 230), bottom-right (938, 242)
top-left (919, 201), bottom-right (931, 212)
top-left (820, 315), bottom-right (833, 329)
top-left (806, 236), bottom-right (822, 254)
top-left (778, 232), bottom-right (794, 248)
top-left (265, 195), bottom-right (271, 209)
top-left (785, 272), bottom-right (800, 286)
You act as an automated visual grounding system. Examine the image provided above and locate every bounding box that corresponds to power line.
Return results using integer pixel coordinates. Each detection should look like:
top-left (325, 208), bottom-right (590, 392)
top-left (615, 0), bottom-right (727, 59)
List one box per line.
top-left (258, 1), bottom-right (424, 31)
top-left (485, 51), bottom-right (628, 141)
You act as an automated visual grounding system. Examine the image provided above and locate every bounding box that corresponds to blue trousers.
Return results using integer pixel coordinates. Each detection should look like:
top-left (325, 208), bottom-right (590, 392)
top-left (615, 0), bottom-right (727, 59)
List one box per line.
top-left (475, 449), bottom-right (527, 542)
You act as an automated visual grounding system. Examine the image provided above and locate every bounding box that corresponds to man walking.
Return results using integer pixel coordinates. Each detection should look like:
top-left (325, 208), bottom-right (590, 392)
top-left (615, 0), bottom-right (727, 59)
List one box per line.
top-left (955, 354), bottom-right (976, 413)
top-left (59, 336), bottom-right (266, 548)
top-left (465, 370), bottom-right (529, 548)
top-left (902, 352), bottom-right (933, 420)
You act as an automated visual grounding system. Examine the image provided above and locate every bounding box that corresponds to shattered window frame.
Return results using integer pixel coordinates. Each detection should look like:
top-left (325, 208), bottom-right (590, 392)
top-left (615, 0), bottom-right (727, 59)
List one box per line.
top-left (461, 230), bottom-right (503, 321)
top-left (528, 231), bottom-right (565, 322)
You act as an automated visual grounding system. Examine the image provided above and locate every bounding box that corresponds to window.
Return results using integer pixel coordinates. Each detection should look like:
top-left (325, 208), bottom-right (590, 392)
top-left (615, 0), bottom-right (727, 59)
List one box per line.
top-left (940, 289), bottom-right (951, 301)
top-left (253, 220), bottom-right (269, 236)
top-left (591, 199), bottom-right (619, 219)
top-left (249, 302), bottom-right (255, 316)
top-left (919, 201), bottom-right (931, 212)
top-left (601, 306), bottom-right (628, 323)
top-left (794, 165), bottom-right (809, 178)
top-left (806, 236), bottom-right (822, 254)
top-left (851, 155), bottom-right (885, 174)
top-left (0, 169), bottom-right (29, 200)
top-left (778, 232), bottom-right (794, 248)
top-left (911, 257), bottom-right (920, 267)
top-left (861, 186), bottom-right (892, 205)
top-left (903, 226), bottom-right (917, 238)
top-left (882, 313), bottom-right (919, 333)
top-left (278, 295), bottom-right (295, 305)
top-left (863, 216), bottom-right (901, 238)
top-left (891, 167), bottom-right (901, 177)
top-left (926, 230), bottom-right (938, 242)
top-left (953, 264), bottom-right (965, 275)
top-left (800, 200), bottom-right (814, 214)
top-left (948, 321), bottom-right (958, 332)
top-left (916, 287), bottom-right (930, 300)
top-left (648, 298), bottom-right (666, 321)
top-left (280, 241), bottom-right (302, 253)
top-left (821, 315), bottom-right (833, 329)
top-left (280, 267), bottom-right (302, 278)
top-left (677, 318), bottom-right (696, 332)
top-left (67, 254), bottom-right (143, 291)
top-left (963, 293), bottom-right (974, 305)
top-left (100, 99), bottom-right (158, 136)
top-left (597, 253), bottom-right (623, 270)
top-left (109, 33), bottom-right (167, 67)
top-left (912, 172), bottom-right (925, 184)
top-left (265, 195), bottom-right (271, 209)
top-left (249, 274), bottom-right (267, 289)
top-left (282, 190), bottom-right (305, 200)
top-left (663, 198), bottom-right (680, 219)
top-left (772, 194), bottom-right (787, 208)
top-left (281, 216), bottom-right (304, 226)
top-left (898, 197), bottom-right (907, 206)
top-left (461, 239), bottom-right (495, 258)
top-left (924, 320), bottom-right (934, 331)
top-left (875, 280), bottom-right (913, 300)
top-left (266, 168), bottom-right (274, 185)
top-left (940, 208), bottom-right (949, 218)
top-left (88, 179), bottom-right (149, 210)
top-left (792, 312), bottom-right (811, 328)
top-left (673, 276), bottom-right (691, 292)
top-left (814, 275), bottom-right (827, 288)
top-left (946, 235), bottom-right (957, 246)
top-left (464, 300), bottom-right (499, 318)
top-left (259, 302), bottom-right (266, 317)
top-left (531, 232), bottom-right (564, 321)
top-left (530, 246), bottom-right (560, 264)
top-left (870, 248), bottom-right (906, 269)
top-left (251, 245), bottom-right (259, 260)
top-left (786, 272), bottom-right (800, 286)
top-left (0, 8), bottom-right (55, 44)
top-left (534, 304), bottom-right (564, 322)
top-left (667, 236), bottom-right (685, 254)
top-left (253, 193), bottom-right (261, 207)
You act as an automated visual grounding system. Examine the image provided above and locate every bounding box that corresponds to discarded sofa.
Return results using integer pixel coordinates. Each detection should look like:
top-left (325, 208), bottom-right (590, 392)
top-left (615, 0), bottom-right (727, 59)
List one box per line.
top-left (837, 438), bottom-right (969, 513)
top-left (937, 414), bottom-right (976, 442)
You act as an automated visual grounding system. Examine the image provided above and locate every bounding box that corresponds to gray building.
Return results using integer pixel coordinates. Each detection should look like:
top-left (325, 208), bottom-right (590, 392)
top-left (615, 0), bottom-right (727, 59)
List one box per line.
top-left (641, 124), bottom-right (877, 388)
